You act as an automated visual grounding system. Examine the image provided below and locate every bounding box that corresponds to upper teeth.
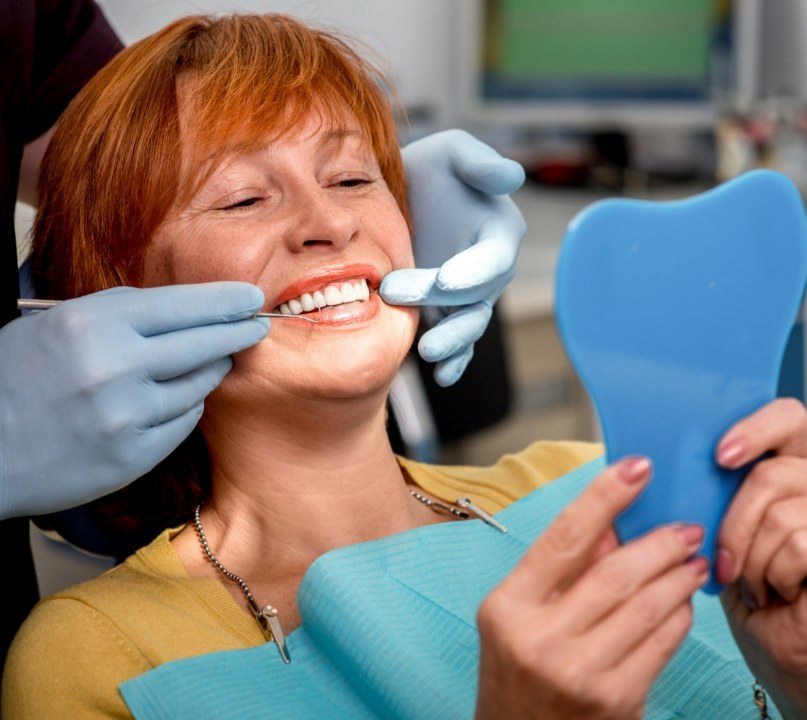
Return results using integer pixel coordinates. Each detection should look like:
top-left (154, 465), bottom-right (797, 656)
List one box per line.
top-left (276, 279), bottom-right (370, 315)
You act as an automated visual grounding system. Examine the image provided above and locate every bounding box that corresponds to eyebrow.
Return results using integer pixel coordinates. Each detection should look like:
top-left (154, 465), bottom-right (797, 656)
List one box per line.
top-left (201, 128), bottom-right (365, 167)
top-left (318, 128), bottom-right (363, 148)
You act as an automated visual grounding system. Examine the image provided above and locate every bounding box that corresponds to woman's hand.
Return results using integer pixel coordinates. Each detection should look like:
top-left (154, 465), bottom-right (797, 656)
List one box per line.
top-left (715, 398), bottom-right (807, 717)
top-left (475, 457), bottom-right (708, 720)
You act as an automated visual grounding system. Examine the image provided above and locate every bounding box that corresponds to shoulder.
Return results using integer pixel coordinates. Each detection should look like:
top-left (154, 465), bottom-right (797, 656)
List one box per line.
top-left (3, 528), bottom-right (192, 719)
top-left (399, 440), bottom-right (604, 513)
top-left (2, 591), bottom-right (149, 719)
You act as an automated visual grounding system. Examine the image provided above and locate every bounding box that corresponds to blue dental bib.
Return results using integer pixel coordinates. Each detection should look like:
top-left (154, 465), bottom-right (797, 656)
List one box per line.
top-left (120, 459), bottom-right (780, 719)
top-left (556, 170), bottom-right (807, 593)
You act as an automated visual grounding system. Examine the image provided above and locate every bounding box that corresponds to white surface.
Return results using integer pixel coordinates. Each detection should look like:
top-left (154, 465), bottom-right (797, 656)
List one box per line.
top-left (29, 523), bottom-right (115, 598)
top-left (14, 202), bottom-right (34, 265)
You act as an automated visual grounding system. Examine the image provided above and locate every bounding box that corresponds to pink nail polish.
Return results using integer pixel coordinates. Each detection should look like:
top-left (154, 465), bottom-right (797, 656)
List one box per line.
top-left (620, 457), bottom-right (651, 485)
top-left (677, 524), bottom-right (705, 547)
top-left (718, 439), bottom-right (745, 467)
top-left (716, 548), bottom-right (734, 584)
top-left (687, 556), bottom-right (710, 576)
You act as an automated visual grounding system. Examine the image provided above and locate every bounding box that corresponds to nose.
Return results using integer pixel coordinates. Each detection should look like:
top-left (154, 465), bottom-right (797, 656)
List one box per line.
top-left (282, 184), bottom-right (360, 253)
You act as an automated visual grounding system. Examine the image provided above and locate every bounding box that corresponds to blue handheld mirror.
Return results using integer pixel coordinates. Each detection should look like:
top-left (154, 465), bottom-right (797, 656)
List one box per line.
top-left (555, 170), bottom-right (807, 593)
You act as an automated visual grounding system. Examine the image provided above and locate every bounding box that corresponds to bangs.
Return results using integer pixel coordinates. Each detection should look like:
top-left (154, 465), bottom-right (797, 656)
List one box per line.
top-left (173, 15), bottom-right (401, 207)
top-left (31, 12), bottom-right (409, 301)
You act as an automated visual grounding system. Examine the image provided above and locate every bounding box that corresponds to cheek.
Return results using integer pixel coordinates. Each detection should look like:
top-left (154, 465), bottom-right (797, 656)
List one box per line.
top-left (364, 198), bottom-right (414, 271)
top-left (142, 223), bottom-right (274, 287)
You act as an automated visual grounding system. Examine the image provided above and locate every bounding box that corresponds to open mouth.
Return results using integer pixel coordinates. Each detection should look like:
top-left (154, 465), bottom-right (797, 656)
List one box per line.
top-left (273, 278), bottom-right (372, 316)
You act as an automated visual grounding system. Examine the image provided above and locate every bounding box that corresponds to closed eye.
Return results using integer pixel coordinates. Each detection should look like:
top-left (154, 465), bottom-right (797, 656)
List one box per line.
top-left (336, 178), bottom-right (373, 188)
top-left (222, 197), bottom-right (261, 210)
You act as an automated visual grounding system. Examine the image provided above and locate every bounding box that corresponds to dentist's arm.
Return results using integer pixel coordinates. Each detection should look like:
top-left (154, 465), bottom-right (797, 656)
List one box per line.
top-left (0, 282), bottom-right (268, 519)
top-left (381, 130), bottom-right (526, 386)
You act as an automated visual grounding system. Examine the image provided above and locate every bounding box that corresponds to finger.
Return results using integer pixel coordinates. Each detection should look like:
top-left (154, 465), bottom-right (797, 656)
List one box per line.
top-left (716, 398), bottom-right (807, 469)
top-left (146, 358), bottom-right (232, 427)
top-left (765, 528), bottom-right (807, 603)
top-left (717, 456), bottom-right (806, 585)
top-left (498, 457), bottom-right (652, 602)
top-left (432, 345), bottom-right (474, 388)
top-left (138, 401), bottom-right (205, 470)
top-left (589, 527), bottom-right (621, 566)
top-left (102, 282), bottom-right (265, 336)
top-left (418, 303), bottom-right (492, 363)
top-left (380, 268), bottom-right (502, 307)
top-left (605, 602), bottom-right (693, 702)
top-left (582, 556), bottom-right (707, 669)
top-left (554, 523), bottom-right (705, 633)
top-left (435, 210), bottom-right (523, 292)
top-left (742, 496), bottom-right (807, 606)
top-left (447, 131), bottom-right (526, 195)
top-left (144, 317), bottom-right (269, 380)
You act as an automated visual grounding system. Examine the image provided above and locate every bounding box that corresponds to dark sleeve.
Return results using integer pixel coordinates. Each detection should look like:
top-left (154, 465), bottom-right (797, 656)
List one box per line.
top-left (24, 0), bottom-right (123, 141)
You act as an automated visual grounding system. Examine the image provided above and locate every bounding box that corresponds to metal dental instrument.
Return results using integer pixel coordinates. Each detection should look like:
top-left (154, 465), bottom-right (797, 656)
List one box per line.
top-left (17, 298), bottom-right (321, 323)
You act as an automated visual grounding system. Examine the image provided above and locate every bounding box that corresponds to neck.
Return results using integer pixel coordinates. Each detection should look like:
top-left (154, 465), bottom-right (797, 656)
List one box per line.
top-left (192, 388), bottom-right (436, 584)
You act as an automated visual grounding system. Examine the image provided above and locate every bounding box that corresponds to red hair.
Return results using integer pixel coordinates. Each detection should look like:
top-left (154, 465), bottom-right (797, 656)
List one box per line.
top-left (30, 15), bottom-right (409, 550)
top-left (32, 13), bottom-right (409, 298)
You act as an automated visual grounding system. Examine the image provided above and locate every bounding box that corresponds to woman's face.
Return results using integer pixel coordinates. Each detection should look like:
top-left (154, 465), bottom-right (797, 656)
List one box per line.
top-left (143, 106), bottom-right (417, 404)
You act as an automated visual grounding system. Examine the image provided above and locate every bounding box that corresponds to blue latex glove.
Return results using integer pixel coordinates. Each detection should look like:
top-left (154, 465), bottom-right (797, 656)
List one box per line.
top-left (381, 130), bottom-right (526, 386)
top-left (0, 282), bottom-right (269, 519)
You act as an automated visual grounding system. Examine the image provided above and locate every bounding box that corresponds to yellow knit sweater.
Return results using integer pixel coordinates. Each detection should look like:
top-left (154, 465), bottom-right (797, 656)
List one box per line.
top-left (2, 441), bottom-right (602, 719)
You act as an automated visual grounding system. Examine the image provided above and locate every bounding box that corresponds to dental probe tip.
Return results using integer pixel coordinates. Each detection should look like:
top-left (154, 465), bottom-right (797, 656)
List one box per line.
top-left (253, 311), bottom-right (319, 324)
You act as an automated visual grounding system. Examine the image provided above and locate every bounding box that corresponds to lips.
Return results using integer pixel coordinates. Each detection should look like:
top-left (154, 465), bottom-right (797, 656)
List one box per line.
top-left (270, 263), bottom-right (382, 310)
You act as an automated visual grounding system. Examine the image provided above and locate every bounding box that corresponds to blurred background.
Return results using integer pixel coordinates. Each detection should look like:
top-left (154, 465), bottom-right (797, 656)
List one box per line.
top-left (16, 0), bottom-right (807, 478)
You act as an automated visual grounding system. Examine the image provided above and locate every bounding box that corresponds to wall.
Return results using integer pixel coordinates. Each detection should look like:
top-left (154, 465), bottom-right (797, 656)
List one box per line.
top-left (95, 0), bottom-right (460, 126)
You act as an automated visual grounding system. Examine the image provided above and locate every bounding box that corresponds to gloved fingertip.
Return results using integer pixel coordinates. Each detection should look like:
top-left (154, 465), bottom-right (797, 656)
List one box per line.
top-left (433, 347), bottom-right (474, 387)
top-left (238, 317), bottom-right (270, 349)
top-left (253, 316), bottom-right (271, 337)
top-left (417, 333), bottom-right (462, 363)
top-left (455, 157), bottom-right (526, 196)
top-left (434, 266), bottom-right (479, 293)
top-left (234, 282), bottom-right (265, 312)
top-left (435, 262), bottom-right (496, 294)
top-left (380, 269), bottom-right (438, 304)
top-left (215, 355), bottom-right (234, 374)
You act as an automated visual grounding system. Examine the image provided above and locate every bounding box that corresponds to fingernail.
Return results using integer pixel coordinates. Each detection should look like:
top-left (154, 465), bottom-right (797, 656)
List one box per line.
top-left (739, 582), bottom-right (758, 611)
top-left (687, 556), bottom-right (710, 577)
top-left (716, 548), bottom-right (734, 584)
top-left (677, 524), bottom-right (705, 547)
top-left (619, 457), bottom-right (652, 485)
top-left (717, 438), bottom-right (746, 467)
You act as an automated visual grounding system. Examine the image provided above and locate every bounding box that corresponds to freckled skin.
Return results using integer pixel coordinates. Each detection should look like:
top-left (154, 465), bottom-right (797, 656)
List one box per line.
top-left (142, 109), bottom-right (418, 407)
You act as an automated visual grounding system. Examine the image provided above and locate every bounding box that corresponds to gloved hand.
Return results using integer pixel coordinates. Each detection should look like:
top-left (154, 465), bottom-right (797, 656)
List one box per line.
top-left (0, 282), bottom-right (268, 520)
top-left (381, 129), bottom-right (526, 387)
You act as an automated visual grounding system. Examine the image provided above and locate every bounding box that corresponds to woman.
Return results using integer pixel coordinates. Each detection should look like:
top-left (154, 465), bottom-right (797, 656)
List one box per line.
top-left (4, 14), bottom-right (807, 720)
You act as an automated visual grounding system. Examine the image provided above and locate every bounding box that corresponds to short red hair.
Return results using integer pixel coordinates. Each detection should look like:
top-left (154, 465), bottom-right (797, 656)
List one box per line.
top-left (31, 13), bottom-right (409, 298)
top-left (30, 14), bottom-right (409, 550)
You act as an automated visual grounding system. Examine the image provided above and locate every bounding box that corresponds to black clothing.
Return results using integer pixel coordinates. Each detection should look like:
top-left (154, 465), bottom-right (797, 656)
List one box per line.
top-left (0, 0), bottom-right (121, 671)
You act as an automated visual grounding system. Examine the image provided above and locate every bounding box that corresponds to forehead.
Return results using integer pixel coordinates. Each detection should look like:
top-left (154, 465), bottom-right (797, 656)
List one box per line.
top-left (176, 73), bottom-right (367, 149)
top-left (173, 74), bottom-right (375, 197)
top-left (176, 74), bottom-right (370, 161)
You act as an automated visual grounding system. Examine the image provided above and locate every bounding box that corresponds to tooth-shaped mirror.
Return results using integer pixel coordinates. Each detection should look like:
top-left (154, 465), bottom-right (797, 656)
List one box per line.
top-left (556, 170), bottom-right (807, 593)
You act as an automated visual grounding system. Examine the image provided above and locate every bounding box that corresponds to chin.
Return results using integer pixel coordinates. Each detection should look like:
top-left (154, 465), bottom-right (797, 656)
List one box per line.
top-left (224, 303), bottom-right (418, 403)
